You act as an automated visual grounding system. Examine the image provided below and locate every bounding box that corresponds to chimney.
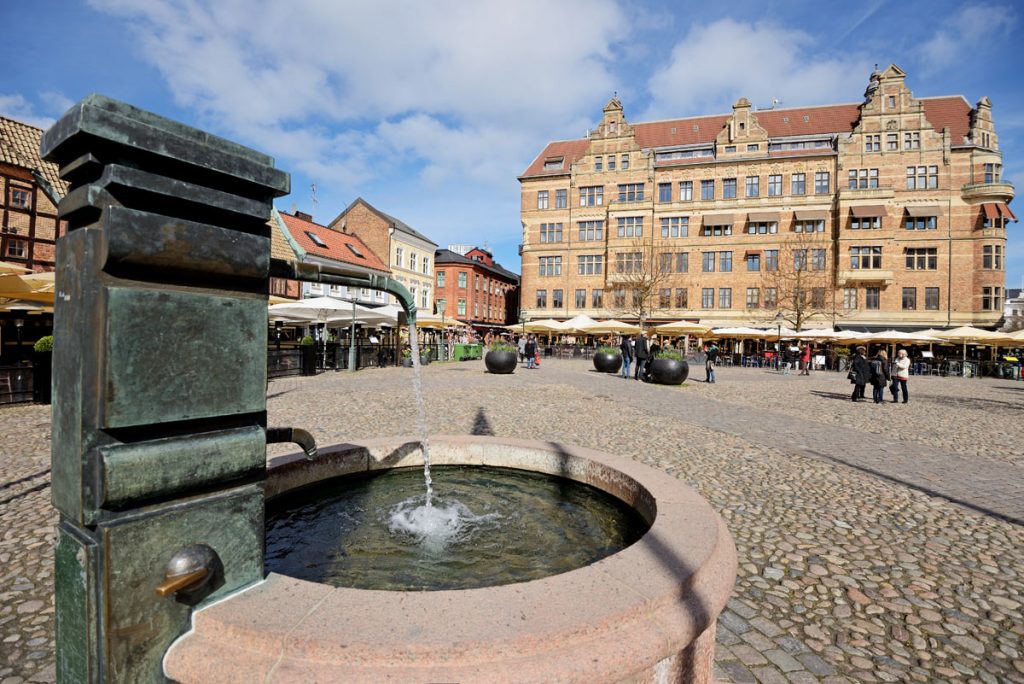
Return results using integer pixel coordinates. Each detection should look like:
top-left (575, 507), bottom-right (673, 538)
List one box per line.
top-left (294, 210), bottom-right (313, 222)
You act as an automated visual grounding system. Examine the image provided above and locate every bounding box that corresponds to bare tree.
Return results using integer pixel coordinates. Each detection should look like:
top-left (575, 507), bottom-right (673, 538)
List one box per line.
top-left (760, 230), bottom-right (837, 332)
top-left (607, 236), bottom-right (674, 330)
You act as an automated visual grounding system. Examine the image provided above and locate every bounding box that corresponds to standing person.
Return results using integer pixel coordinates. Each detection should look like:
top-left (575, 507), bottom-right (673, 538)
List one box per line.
top-left (619, 334), bottom-right (633, 379)
top-left (484, 330), bottom-right (494, 348)
top-left (849, 346), bottom-right (871, 402)
top-left (891, 349), bottom-right (911, 403)
top-left (868, 349), bottom-right (890, 404)
top-left (800, 343), bottom-right (812, 375)
top-left (705, 342), bottom-right (719, 383)
top-left (643, 339), bottom-right (661, 382)
top-left (633, 333), bottom-right (649, 381)
top-left (525, 335), bottom-right (537, 369)
top-left (517, 334), bottom-right (527, 363)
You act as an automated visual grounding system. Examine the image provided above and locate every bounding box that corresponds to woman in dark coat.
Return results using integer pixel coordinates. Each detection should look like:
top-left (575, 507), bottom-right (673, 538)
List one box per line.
top-left (869, 350), bottom-right (891, 404)
top-left (850, 346), bottom-right (871, 402)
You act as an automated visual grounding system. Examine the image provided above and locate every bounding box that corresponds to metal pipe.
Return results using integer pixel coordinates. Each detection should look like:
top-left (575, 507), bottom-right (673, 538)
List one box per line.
top-left (266, 427), bottom-right (318, 460)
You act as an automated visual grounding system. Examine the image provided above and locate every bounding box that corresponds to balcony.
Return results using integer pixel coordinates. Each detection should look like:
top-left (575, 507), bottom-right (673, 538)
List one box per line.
top-left (837, 269), bottom-right (894, 285)
top-left (962, 181), bottom-right (1015, 202)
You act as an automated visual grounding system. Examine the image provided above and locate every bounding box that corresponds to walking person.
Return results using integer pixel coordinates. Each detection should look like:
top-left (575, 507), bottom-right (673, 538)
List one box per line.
top-left (525, 335), bottom-right (537, 369)
top-left (891, 349), bottom-right (911, 403)
top-left (619, 334), bottom-right (633, 379)
top-left (517, 335), bottom-right (527, 363)
top-left (849, 346), bottom-right (870, 402)
top-left (705, 342), bottom-right (719, 383)
top-left (800, 343), bottom-right (812, 375)
top-left (633, 332), bottom-right (649, 381)
top-left (869, 349), bottom-right (890, 404)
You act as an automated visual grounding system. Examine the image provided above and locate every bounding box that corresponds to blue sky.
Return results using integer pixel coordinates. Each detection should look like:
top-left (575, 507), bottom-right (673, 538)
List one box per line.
top-left (3, 0), bottom-right (1023, 288)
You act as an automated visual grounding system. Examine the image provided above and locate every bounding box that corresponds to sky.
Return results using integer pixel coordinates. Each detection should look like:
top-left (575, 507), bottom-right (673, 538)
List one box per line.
top-left (3, 0), bottom-right (1024, 289)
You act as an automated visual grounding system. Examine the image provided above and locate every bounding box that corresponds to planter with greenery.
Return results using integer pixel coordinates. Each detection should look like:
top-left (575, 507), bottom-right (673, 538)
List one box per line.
top-left (401, 348), bottom-right (413, 368)
top-left (300, 335), bottom-right (317, 375)
top-left (32, 335), bottom-right (53, 404)
top-left (648, 349), bottom-right (689, 385)
top-left (484, 342), bottom-right (517, 374)
top-left (592, 345), bottom-right (623, 373)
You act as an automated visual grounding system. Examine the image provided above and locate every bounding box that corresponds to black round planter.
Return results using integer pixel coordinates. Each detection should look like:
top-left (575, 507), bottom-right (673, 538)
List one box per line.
top-left (484, 350), bottom-right (517, 374)
top-left (648, 358), bottom-right (689, 385)
top-left (592, 352), bottom-right (622, 373)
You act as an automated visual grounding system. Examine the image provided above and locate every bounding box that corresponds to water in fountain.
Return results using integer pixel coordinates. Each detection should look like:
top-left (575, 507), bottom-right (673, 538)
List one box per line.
top-left (407, 325), bottom-right (433, 504)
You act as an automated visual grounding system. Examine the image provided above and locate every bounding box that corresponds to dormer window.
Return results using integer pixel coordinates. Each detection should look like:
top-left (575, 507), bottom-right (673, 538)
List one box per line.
top-left (543, 157), bottom-right (563, 170)
top-left (609, 120), bottom-right (617, 131)
top-left (305, 231), bottom-right (328, 248)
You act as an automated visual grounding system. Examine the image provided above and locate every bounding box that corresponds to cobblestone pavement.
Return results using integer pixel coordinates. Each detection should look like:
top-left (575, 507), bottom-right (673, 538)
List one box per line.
top-left (2, 360), bottom-right (1023, 683)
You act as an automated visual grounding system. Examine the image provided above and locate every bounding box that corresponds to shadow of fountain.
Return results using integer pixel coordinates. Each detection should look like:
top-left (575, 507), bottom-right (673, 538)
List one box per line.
top-left (471, 407), bottom-right (495, 436)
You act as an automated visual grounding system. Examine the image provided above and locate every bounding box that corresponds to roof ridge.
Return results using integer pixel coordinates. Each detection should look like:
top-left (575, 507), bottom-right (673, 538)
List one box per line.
top-left (0, 114), bottom-right (45, 131)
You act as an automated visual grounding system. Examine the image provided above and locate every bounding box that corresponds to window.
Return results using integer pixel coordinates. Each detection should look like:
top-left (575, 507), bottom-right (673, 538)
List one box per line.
top-left (422, 256), bottom-right (430, 274)
top-left (719, 251), bottom-right (732, 272)
top-left (578, 254), bottom-right (604, 275)
top-left (8, 187), bottom-right (31, 209)
top-left (543, 157), bottom-right (563, 170)
top-left (764, 250), bottom-right (779, 271)
top-left (421, 287), bottom-right (429, 308)
top-left (658, 182), bottom-right (672, 202)
top-left (848, 168), bottom-right (879, 189)
top-left (575, 289), bottom-right (587, 308)
top-left (701, 288), bottom-right (714, 308)
top-left (814, 171), bottom-right (830, 194)
top-left (675, 252), bottom-right (688, 273)
top-left (679, 181), bottom-right (693, 201)
top-left (659, 252), bottom-right (672, 273)
top-left (535, 290), bottom-right (546, 308)
top-left (675, 288), bottom-right (688, 308)
top-left (618, 183), bottom-right (644, 202)
top-left (608, 155), bottom-right (616, 170)
top-left (661, 216), bottom-right (688, 238)
top-left (746, 288), bottom-right (760, 309)
top-left (811, 249), bottom-right (826, 271)
top-left (747, 143), bottom-right (759, 152)
top-left (925, 287), bottom-right (939, 310)
top-left (810, 288), bottom-right (826, 308)
top-left (621, 155), bottom-right (629, 170)
top-left (592, 289), bottom-right (603, 308)
top-left (659, 288), bottom-right (671, 308)
top-left (395, 246), bottom-right (404, 266)
top-left (906, 166), bottom-right (938, 190)
top-left (436, 271), bottom-right (445, 287)
top-left (905, 215), bottom-right (936, 230)
top-left (540, 222), bottom-right (563, 242)
top-left (555, 189), bottom-right (567, 208)
top-left (701, 223), bottom-right (733, 237)
top-left (578, 220), bottom-right (604, 241)
top-left (843, 288), bottom-right (857, 310)
top-left (719, 288), bottom-right (732, 309)
top-left (552, 289), bottom-right (563, 308)
top-left (617, 216), bottom-right (644, 237)
top-left (475, 274), bottom-right (481, 290)
top-left (5, 238), bottom-right (27, 258)
top-left (746, 221), bottom-right (778, 235)
top-left (982, 244), bottom-right (1003, 270)
top-left (794, 220), bottom-right (825, 233)
top-left (537, 191), bottom-right (549, 209)
top-left (631, 290), bottom-right (643, 307)
top-left (865, 134), bottom-right (881, 152)
top-left (580, 186), bottom-right (604, 206)
top-left (305, 231), bottom-right (328, 248)
top-left (768, 175), bottom-right (782, 196)
top-left (613, 289), bottom-right (626, 308)
top-left (724, 145), bottom-right (736, 153)
top-left (902, 287), bottom-right (917, 310)
top-left (702, 252), bottom-right (715, 272)
top-left (746, 253), bottom-right (760, 271)
top-left (888, 95), bottom-right (896, 109)
top-left (615, 252), bottom-right (643, 274)
top-left (538, 256), bottom-right (562, 276)
top-left (903, 132), bottom-right (920, 150)
top-left (887, 133), bottom-right (898, 151)
top-left (982, 286), bottom-right (1003, 311)
top-left (435, 297), bottom-right (446, 314)
top-left (745, 176), bottom-right (759, 198)
top-left (984, 163), bottom-right (1002, 183)
top-left (850, 216), bottom-right (881, 230)
top-left (792, 173), bottom-right (806, 195)
top-left (458, 271), bottom-right (467, 288)
top-left (865, 287), bottom-right (880, 310)
top-left (764, 287), bottom-right (778, 309)
top-left (701, 180), bottom-right (715, 200)
top-left (458, 298), bottom-right (468, 315)
top-left (595, 157), bottom-right (603, 172)
top-left (723, 178), bottom-right (737, 199)
top-left (794, 249), bottom-right (808, 271)
top-left (409, 252), bottom-right (417, 270)
top-left (850, 246), bottom-right (882, 269)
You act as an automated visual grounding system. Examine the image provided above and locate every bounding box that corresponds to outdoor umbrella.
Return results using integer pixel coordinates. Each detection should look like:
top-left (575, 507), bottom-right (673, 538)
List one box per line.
top-left (0, 271), bottom-right (56, 304)
top-left (577, 319), bottom-right (642, 335)
top-left (520, 319), bottom-right (570, 333)
top-left (0, 261), bottom-right (32, 275)
top-left (926, 325), bottom-right (1016, 369)
top-left (710, 327), bottom-right (774, 339)
top-left (652, 320), bottom-right (711, 335)
top-left (559, 314), bottom-right (600, 334)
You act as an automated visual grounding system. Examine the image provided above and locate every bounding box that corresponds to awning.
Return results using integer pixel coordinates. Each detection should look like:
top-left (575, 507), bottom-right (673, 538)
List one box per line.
top-left (999, 202), bottom-right (1018, 221)
top-left (744, 250), bottom-right (761, 256)
top-left (702, 213), bottom-right (733, 225)
top-left (746, 212), bottom-right (779, 222)
top-left (849, 205), bottom-right (886, 218)
top-left (794, 210), bottom-right (829, 220)
top-left (982, 203), bottom-right (1000, 220)
top-left (905, 205), bottom-right (941, 217)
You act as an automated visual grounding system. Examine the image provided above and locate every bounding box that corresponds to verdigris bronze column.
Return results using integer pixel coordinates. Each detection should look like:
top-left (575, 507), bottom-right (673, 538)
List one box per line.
top-left (41, 95), bottom-right (289, 682)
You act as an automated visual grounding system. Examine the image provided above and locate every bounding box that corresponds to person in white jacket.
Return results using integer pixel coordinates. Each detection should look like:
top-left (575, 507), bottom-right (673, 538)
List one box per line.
top-left (891, 349), bottom-right (911, 403)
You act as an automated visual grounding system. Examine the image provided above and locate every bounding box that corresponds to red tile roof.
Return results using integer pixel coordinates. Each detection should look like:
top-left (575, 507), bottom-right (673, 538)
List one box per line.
top-left (521, 97), bottom-right (973, 178)
top-left (279, 211), bottom-right (389, 273)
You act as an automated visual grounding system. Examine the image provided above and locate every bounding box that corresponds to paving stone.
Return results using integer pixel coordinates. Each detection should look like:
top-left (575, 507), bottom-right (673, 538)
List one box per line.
top-left (719, 659), bottom-right (758, 683)
top-left (796, 653), bottom-right (837, 676)
top-left (750, 666), bottom-right (790, 684)
top-left (764, 648), bottom-right (804, 673)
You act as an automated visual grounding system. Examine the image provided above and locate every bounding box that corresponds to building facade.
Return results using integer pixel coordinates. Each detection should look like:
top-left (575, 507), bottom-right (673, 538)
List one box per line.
top-left (518, 65), bottom-right (1014, 330)
top-left (434, 246), bottom-right (520, 326)
top-left (329, 198), bottom-right (437, 314)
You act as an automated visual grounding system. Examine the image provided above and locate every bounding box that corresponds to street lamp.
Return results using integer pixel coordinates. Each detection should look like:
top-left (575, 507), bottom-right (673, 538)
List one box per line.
top-left (774, 312), bottom-right (784, 370)
top-left (437, 300), bottom-right (447, 361)
top-left (14, 317), bottom-right (25, 363)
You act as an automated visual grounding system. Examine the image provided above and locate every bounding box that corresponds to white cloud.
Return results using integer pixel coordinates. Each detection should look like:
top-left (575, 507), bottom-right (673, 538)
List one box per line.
top-left (0, 94), bottom-right (57, 129)
top-left (643, 19), bottom-right (872, 119)
top-left (918, 4), bottom-right (1016, 74)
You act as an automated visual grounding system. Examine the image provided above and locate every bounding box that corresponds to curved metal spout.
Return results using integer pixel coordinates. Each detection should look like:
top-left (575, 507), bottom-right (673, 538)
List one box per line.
top-left (266, 427), bottom-right (318, 460)
top-left (270, 259), bottom-right (417, 326)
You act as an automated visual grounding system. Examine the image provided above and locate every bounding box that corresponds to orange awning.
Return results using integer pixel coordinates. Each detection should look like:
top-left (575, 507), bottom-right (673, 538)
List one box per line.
top-left (849, 205), bottom-right (886, 218)
top-left (998, 202), bottom-right (1018, 221)
top-left (794, 210), bottom-right (829, 220)
top-left (905, 205), bottom-right (941, 217)
top-left (981, 203), bottom-right (1000, 220)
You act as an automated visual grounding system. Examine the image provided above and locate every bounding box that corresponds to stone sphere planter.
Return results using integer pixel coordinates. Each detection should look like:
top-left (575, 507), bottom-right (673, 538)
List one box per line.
top-left (484, 350), bottom-right (517, 374)
top-left (592, 351), bottom-right (623, 373)
top-left (165, 436), bottom-right (737, 683)
top-left (649, 358), bottom-right (689, 385)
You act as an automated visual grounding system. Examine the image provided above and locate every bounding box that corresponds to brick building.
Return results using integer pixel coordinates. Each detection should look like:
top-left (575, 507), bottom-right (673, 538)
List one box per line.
top-left (328, 198), bottom-right (437, 314)
top-left (518, 65), bottom-right (1014, 330)
top-left (434, 246), bottom-right (519, 326)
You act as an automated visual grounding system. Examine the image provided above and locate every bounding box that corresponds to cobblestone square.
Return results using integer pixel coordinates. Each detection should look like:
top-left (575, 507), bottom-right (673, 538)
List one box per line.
top-left (2, 360), bottom-right (1023, 683)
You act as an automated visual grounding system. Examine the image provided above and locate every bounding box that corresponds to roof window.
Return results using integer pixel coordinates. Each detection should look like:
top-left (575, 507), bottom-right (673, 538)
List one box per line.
top-left (305, 231), bottom-right (328, 248)
top-left (346, 243), bottom-right (365, 258)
